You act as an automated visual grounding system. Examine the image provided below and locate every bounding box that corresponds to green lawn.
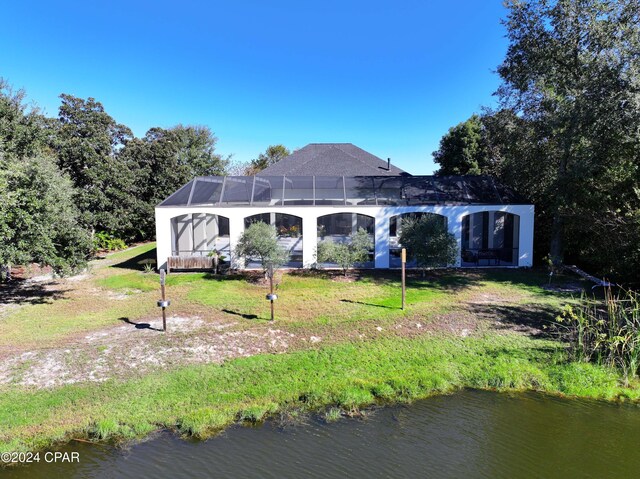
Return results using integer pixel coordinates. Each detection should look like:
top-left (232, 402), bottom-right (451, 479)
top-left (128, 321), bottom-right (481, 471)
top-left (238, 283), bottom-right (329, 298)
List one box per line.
top-left (2, 243), bottom-right (633, 455)
top-left (1, 334), bottom-right (634, 454)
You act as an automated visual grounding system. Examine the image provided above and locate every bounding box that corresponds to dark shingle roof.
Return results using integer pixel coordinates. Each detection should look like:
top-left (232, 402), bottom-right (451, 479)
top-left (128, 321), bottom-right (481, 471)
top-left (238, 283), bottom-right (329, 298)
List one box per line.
top-left (257, 143), bottom-right (408, 176)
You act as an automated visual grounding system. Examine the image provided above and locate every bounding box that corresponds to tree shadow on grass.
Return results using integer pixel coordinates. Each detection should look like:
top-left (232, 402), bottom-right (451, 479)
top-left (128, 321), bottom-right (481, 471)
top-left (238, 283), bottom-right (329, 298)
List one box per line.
top-left (118, 316), bottom-right (163, 332)
top-left (0, 280), bottom-right (67, 306)
top-left (288, 268), bottom-right (483, 293)
top-left (222, 309), bottom-right (259, 320)
top-left (340, 299), bottom-right (397, 310)
top-left (467, 302), bottom-right (560, 339)
top-left (110, 248), bottom-right (158, 272)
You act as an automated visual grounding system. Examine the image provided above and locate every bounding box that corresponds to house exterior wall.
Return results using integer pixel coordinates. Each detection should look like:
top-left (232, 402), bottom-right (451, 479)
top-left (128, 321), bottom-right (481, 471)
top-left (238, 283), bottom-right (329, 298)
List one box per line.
top-left (155, 204), bottom-right (534, 271)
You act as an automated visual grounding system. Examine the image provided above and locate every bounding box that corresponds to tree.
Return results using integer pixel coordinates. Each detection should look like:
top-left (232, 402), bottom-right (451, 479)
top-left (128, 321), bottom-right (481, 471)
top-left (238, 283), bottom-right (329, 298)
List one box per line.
top-left (247, 144), bottom-right (290, 174)
top-left (0, 153), bottom-right (91, 277)
top-left (235, 222), bottom-right (289, 276)
top-left (398, 215), bottom-right (457, 274)
top-left (170, 124), bottom-right (229, 177)
top-left (0, 83), bottom-right (91, 278)
top-left (316, 228), bottom-right (373, 276)
top-left (51, 94), bottom-right (137, 238)
top-left (119, 125), bottom-right (229, 239)
top-left (433, 115), bottom-right (492, 175)
top-left (496, 0), bottom-right (640, 270)
top-left (0, 79), bottom-right (48, 158)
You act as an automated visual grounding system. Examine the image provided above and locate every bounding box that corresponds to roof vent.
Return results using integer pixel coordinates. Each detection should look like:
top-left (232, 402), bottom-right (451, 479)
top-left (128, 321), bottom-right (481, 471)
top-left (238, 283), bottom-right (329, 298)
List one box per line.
top-left (387, 158), bottom-right (391, 171)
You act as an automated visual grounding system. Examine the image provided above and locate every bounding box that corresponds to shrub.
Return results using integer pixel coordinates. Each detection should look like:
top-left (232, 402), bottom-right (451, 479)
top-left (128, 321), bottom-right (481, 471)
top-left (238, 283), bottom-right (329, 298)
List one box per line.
top-left (316, 228), bottom-right (373, 276)
top-left (398, 215), bottom-right (457, 274)
top-left (93, 231), bottom-right (127, 252)
top-left (235, 222), bottom-right (289, 276)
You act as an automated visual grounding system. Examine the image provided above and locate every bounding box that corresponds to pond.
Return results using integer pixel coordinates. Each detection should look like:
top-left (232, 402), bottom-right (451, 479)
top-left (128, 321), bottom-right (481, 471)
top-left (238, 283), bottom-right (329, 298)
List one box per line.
top-left (3, 390), bottom-right (640, 478)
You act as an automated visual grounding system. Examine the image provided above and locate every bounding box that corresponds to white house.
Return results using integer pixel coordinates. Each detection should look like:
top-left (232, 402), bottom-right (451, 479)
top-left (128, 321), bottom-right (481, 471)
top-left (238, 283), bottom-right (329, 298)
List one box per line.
top-left (155, 143), bottom-right (534, 271)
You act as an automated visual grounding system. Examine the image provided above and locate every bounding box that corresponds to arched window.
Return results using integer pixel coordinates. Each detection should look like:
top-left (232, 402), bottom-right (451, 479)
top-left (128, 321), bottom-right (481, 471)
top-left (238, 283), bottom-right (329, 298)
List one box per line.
top-left (243, 213), bottom-right (304, 267)
top-left (389, 212), bottom-right (447, 268)
top-left (460, 212), bottom-right (520, 266)
top-left (316, 213), bottom-right (375, 267)
top-left (171, 214), bottom-right (230, 257)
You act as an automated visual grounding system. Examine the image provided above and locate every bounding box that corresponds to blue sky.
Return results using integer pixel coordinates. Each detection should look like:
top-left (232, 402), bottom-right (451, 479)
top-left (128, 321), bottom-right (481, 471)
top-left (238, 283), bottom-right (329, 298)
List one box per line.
top-left (0, 1), bottom-right (509, 174)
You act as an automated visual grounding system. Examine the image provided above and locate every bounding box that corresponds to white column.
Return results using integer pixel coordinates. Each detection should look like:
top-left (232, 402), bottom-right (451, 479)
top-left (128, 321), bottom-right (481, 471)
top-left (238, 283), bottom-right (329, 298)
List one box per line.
top-left (155, 208), bottom-right (174, 271)
top-left (228, 214), bottom-right (245, 269)
top-left (487, 211), bottom-right (495, 249)
top-left (193, 214), bottom-right (207, 253)
top-left (374, 213), bottom-right (390, 269)
top-left (302, 214), bottom-right (317, 268)
top-left (517, 206), bottom-right (534, 267)
top-left (448, 211), bottom-right (462, 267)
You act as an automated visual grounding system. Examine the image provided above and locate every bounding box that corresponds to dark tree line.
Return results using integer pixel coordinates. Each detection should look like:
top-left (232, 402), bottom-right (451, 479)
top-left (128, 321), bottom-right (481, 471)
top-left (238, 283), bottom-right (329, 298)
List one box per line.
top-left (433, 0), bottom-right (640, 284)
top-left (0, 81), bottom-right (229, 275)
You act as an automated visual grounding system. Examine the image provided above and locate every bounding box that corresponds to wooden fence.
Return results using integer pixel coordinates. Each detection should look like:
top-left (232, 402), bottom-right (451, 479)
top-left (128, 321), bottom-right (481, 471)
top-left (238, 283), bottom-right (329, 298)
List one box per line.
top-left (167, 256), bottom-right (214, 272)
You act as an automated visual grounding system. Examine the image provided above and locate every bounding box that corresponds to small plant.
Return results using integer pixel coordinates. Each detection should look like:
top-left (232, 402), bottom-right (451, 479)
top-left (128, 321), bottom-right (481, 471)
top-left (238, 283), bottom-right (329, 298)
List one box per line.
top-left (544, 254), bottom-right (556, 285)
top-left (207, 249), bottom-right (226, 274)
top-left (0, 264), bottom-right (11, 282)
top-left (288, 225), bottom-right (300, 237)
top-left (138, 258), bottom-right (156, 273)
top-left (93, 231), bottom-right (126, 252)
top-left (277, 224), bottom-right (300, 238)
top-left (324, 407), bottom-right (343, 423)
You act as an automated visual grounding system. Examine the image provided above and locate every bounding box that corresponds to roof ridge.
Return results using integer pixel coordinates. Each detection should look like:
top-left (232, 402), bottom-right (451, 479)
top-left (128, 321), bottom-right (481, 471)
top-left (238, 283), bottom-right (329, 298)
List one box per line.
top-left (333, 144), bottom-right (380, 171)
top-left (286, 145), bottom-right (338, 175)
top-left (257, 142), bottom-right (407, 176)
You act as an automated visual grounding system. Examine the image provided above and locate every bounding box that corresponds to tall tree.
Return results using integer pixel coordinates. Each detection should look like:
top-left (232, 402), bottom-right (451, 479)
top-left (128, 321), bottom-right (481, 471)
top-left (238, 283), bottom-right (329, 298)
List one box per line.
top-left (433, 114), bottom-right (491, 175)
top-left (247, 144), bottom-right (290, 174)
top-left (171, 124), bottom-right (228, 176)
top-left (120, 125), bottom-right (228, 238)
top-left (0, 79), bottom-right (48, 158)
top-left (0, 153), bottom-right (90, 276)
top-left (51, 94), bottom-right (136, 237)
top-left (0, 82), bottom-right (91, 276)
top-left (496, 0), bottom-right (640, 272)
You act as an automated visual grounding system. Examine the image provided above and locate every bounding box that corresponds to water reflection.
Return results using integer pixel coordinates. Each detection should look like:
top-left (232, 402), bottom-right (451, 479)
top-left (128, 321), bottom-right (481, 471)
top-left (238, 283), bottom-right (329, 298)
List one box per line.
top-left (3, 390), bottom-right (640, 479)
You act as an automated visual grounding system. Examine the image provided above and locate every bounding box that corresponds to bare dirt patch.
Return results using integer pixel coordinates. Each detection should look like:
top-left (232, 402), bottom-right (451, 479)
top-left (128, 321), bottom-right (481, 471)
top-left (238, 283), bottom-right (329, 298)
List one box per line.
top-left (0, 315), bottom-right (298, 388)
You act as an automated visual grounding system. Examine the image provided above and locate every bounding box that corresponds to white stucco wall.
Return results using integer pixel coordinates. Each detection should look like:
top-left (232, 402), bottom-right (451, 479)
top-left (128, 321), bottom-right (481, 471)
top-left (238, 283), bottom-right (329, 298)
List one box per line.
top-left (155, 204), bottom-right (534, 271)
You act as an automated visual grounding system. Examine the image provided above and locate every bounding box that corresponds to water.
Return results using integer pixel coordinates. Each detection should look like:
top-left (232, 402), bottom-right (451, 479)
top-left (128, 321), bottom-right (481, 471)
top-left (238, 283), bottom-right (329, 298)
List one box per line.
top-left (3, 390), bottom-right (640, 479)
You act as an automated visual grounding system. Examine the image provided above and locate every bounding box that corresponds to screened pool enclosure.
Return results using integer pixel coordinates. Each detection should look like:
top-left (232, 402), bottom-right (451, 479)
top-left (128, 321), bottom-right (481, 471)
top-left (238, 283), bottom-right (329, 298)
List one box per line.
top-left (155, 175), bottom-right (534, 271)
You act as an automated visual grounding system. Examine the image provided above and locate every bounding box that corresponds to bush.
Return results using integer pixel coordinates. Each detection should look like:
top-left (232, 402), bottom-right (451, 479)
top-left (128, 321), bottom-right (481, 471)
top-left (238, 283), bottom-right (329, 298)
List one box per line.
top-left (235, 222), bottom-right (289, 275)
top-left (398, 214), bottom-right (457, 274)
top-left (93, 231), bottom-right (127, 252)
top-left (316, 228), bottom-right (373, 276)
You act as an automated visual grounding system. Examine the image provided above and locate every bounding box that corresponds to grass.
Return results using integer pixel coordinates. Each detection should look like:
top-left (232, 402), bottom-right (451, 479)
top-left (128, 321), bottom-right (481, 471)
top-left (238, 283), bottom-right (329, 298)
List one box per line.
top-left (1, 333), bottom-right (637, 454)
top-left (1, 242), bottom-right (631, 455)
